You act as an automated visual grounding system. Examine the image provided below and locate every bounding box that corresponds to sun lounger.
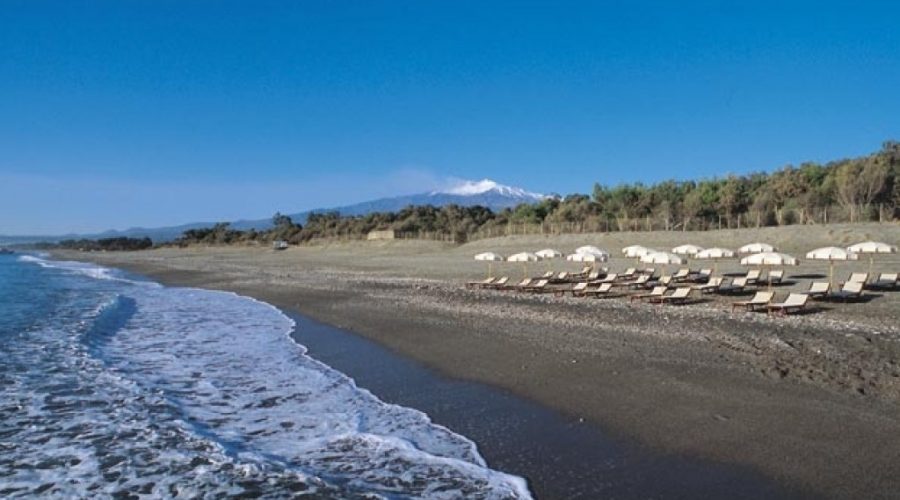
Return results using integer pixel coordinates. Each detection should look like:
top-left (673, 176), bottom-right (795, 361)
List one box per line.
top-left (535, 271), bottom-right (554, 280)
top-left (767, 269), bottom-right (784, 285)
top-left (869, 273), bottom-right (898, 290)
top-left (619, 268), bottom-right (637, 279)
top-left (731, 291), bottom-right (775, 312)
top-left (466, 277), bottom-right (496, 289)
top-left (649, 287), bottom-right (693, 305)
top-left (630, 286), bottom-right (668, 302)
top-left (767, 293), bottom-right (809, 316)
top-left (597, 273), bottom-right (618, 284)
top-left (521, 279), bottom-right (553, 293)
top-left (830, 281), bottom-right (864, 301)
top-left (694, 269), bottom-right (712, 282)
top-left (694, 276), bottom-right (723, 294)
top-left (745, 269), bottom-right (762, 285)
top-left (655, 275), bottom-right (672, 287)
top-left (717, 277), bottom-right (748, 295)
top-left (482, 276), bottom-right (509, 290)
top-left (585, 271), bottom-right (601, 282)
top-left (551, 271), bottom-right (570, 283)
top-left (500, 278), bottom-right (531, 291)
top-left (672, 268), bottom-right (691, 282)
top-left (583, 283), bottom-right (615, 298)
top-left (805, 281), bottom-right (830, 299)
top-left (622, 274), bottom-right (651, 289)
top-left (571, 282), bottom-right (589, 297)
top-left (843, 272), bottom-right (869, 285)
top-left (641, 267), bottom-right (656, 276)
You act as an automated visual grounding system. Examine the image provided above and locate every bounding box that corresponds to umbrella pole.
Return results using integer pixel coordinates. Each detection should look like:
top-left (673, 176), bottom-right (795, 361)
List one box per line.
top-left (869, 255), bottom-right (874, 277)
top-left (829, 261), bottom-right (834, 290)
top-left (488, 262), bottom-right (493, 279)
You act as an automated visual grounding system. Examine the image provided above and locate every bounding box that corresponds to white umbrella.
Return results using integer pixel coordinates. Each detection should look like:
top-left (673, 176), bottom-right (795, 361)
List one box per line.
top-left (738, 242), bottom-right (777, 254)
top-left (740, 252), bottom-right (799, 289)
top-left (508, 251), bottom-right (541, 277)
top-left (671, 244), bottom-right (704, 256)
top-left (474, 252), bottom-right (504, 278)
top-left (806, 247), bottom-right (859, 289)
top-left (575, 245), bottom-right (606, 255)
top-left (694, 247), bottom-right (736, 274)
top-left (846, 241), bottom-right (898, 275)
top-left (567, 252), bottom-right (609, 265)
top-left (640, 251), bottom-right (682, 275)
top-left (622, 245), bottom-right (654, 258)
top-left (535, 248), bottom-right (563, 259)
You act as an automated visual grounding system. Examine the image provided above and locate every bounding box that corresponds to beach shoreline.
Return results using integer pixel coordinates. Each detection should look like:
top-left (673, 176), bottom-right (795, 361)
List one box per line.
top-left (59, 224), bottom-right (900, 499)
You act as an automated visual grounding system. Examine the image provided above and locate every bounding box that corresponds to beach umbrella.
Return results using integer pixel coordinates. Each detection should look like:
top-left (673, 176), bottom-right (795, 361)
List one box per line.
top-left (671, 244), bottom-right (704, 257)
top-left (567, 250), bottom-right (609, 269)
top-left (536, 248), bottom-right (563, 271)
top-left (740, 252), bottom-right (799, 289)
top-left (575, 245), bottom-right (606, 256)
top-left (694, 247), bottom-right (736, 275)
top-left (622, 245), bottom-right (654, 258)
top-left (738, 242), bottom-right (777, 254)
top-left (639, 251), bottom-right (683, 275)
top-left (474, 252), bottom-right (504, 278)
top-left (806, 247), bottom-right (859, 290)
top-left (846, 241), bottom-right (898, 275)
top-left (507, 251), bottom-right (541, 278)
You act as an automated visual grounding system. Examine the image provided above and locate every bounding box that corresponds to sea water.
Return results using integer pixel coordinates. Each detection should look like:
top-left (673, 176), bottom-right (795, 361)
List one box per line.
top-left (0, 253), bottom-right (531, 498)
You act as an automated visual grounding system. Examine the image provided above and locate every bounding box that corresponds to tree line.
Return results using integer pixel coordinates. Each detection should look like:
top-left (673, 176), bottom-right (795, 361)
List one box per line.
top-left (171, 140), bottom-right (900, 247)
top-left (34, 237), bottom-right (154, 252)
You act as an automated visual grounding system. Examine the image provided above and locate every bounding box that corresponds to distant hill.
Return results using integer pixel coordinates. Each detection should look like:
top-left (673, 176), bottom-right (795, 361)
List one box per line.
top-left (1, 179), bottom-right (546, 244)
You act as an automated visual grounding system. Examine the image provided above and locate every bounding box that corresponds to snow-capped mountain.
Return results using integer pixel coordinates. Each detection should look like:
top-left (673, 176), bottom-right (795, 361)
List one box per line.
top-left (7, 179), bottom-right (547, 243)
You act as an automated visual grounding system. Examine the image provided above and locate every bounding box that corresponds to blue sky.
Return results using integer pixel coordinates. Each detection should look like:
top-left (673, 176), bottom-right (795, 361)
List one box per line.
top-left (1, 1), bottom-right (898, 234)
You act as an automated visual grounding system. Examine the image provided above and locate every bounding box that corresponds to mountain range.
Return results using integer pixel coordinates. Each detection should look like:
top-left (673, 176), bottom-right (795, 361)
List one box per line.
top-left (1, 179), bottom-right (546, 244)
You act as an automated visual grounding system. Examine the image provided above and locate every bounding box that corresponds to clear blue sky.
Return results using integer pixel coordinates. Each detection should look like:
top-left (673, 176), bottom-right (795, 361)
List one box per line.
top-left (1, 1), bottom-right (898, 234)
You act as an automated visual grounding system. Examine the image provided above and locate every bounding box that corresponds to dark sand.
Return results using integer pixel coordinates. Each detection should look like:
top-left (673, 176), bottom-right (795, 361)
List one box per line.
top-left (63, 224), bottom-right (900, 499)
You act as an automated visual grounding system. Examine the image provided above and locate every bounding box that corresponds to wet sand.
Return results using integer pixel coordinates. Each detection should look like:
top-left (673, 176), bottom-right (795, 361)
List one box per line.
top-left (64, 222), bottom-right (900, 499)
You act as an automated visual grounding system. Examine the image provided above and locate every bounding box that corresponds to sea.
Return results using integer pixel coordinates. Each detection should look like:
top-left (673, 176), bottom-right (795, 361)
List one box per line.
top-left (0, 253), bottom-right (531, 499)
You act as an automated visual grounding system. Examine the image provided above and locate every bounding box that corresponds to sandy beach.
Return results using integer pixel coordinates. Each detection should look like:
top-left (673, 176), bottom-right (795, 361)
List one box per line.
top-left (65, 222), bottom-right (900, 499)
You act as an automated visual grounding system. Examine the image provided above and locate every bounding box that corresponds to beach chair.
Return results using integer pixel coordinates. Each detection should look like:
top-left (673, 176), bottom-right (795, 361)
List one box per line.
top-left (585, 271), bottom-right (601, 282)
top-left (623, 274), bottom-right (651, 289)
top-left (501, 278), bottom-right (532, 291)
top-left (597, 273), bottom-right (618, 284)
top-left (535, 271), bottom-right (554, 280)
top-left (830, 281), bottom-right (864, 301)
top-left (731, 291), bottom-right (774, 312)
top-left (694, 269), bottom-right (712, 283)
top-left (583, 283), bottom-right (615, 298)
top-left (522, 279), bottom-right (553, 293)
top-left (672, 268), bottom-right (691, 282)
top-left (767, 293), bottom-right (809, 315)
top-left (649, 287), bottom-right (693, 305)
top-left (656, 275), bottom-right (672, 286)
top-left (805, 281), bottom-right (830, 299)
top-left (482, 276), bottom-right (509, 290)
top-left (717, 277), bottom-right (748, 295)
top-left (630, 286), bottom-right (667, 303)
top-left (767, 269), bottom-right (784, 285)
top-left (843, 272), bottom-right (869, 286)
top-left (551, 271), bottom-right (570, 283)
top-left (642, 267), bottom-right (656, 276)
top-left (619, 268), bottom-right (637, 279)
top-left (571, 282), bottom-right (589, 297)
top-left (466, 277), bottom-right (496, 289)
top-left (745, 269), bottom-right (762, 285)
top-left (869, 273), bottom-right (898, 290)
top-left (570, 266), bottom-right (592, 280)
top-left (694, 276), bottom-right (723, 294)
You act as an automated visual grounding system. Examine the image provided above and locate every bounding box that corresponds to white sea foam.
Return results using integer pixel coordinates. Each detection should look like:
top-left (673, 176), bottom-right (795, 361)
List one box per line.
top-left (9, 256), bottom-right (532, 498)
top-left (17, 255), bottom-right (158, 287)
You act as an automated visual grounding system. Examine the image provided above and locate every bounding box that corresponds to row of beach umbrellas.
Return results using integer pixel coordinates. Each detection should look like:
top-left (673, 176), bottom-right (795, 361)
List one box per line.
top-left (474, 241), bottom-right (898, 284)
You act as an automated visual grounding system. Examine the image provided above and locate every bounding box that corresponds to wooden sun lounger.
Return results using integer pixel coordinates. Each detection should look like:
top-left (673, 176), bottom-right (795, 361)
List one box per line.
top-left (694, 276), bottom-right (723, 294)
top-left (745, 269), bottom-right (762, 286)
top-left (693, 269), bottom-right (712, 282)
top-left (466, 277), bottom-right (496, 289)
top-left (842, 272), bottom-right (869, 286)
top-left (630, 286), bottom-right (667, 302)
top-left (869, 273), bottom-right (899, 290)
top-left (583, 283), bottom-right (616, 298)
top-left (672, 268), bottom-right (691, 282)
top-left (550, 271), bottom-right (570, 283)
top-left (522, 279), bottom-right (559, 294)
top-left (767, 293), bottom-right (809, 316)
top-left (717, 277), bottom-right (748, 295)
top-left (805, 281), bottom-right (830, 299)
top-left (500, 278), bottom-right (531, 291)
top-left (830, 281), bottom-right (864, 301)
top-left (648, 287), bottom-right (693, 305)
top-left (767, 269), bottom-right (784, 285)
top-left (482, 277), bottom-right (510, 290)
top-left (534, 271), bottom-right (554, 280)
top-left (620, 274), bottom-right (650, 289)
top-left (597, 273), bottom-right (618, 284)
top-left (731, 291), bottom-right (774, 312)
top-left (619, 268), bottom-right (637, 279)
